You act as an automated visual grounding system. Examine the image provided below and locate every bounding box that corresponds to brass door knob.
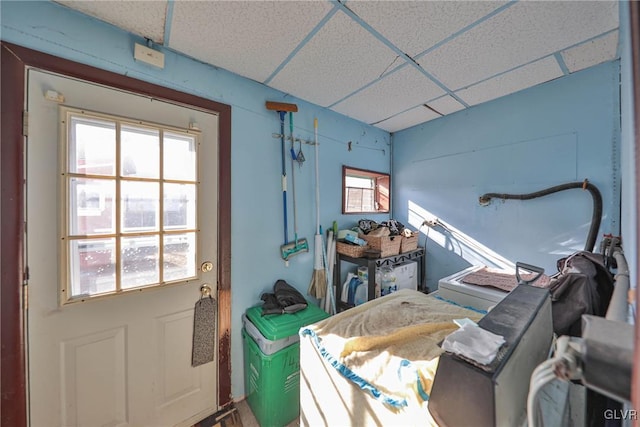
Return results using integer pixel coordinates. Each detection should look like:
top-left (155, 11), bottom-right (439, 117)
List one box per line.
top-left (200, 284), bottom-right (212, 298)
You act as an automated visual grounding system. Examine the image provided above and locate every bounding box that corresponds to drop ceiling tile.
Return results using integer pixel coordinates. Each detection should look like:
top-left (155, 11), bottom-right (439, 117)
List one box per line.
top-left (427, 95), bottom-right (466, 116)
top-left (347, 1), bottom-right (507, 57)
top-left (375, 106), bottom-right (440, 133)
top-left (170, 1), bottom-right (334, 83)
top-left (420, 1), bottom-right (618, 90)
top-left (332, 66), bottom-right (445, 124)
top-left (56, 1), bottom-right (167, 43)
top-left (455, 56), bottom-right (563, 106)
top-left (561, 31), bottom-right (619, 73)
top-left (269, 11), bottom-right (398, 107)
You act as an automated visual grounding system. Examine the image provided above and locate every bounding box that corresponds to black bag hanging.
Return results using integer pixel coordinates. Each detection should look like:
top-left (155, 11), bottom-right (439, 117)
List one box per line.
top-left (548, 251), bottom-right (614, 336)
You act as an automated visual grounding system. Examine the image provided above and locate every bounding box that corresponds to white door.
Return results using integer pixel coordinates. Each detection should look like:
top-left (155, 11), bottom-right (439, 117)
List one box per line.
top-left (26, 69), bottom-right (219, 427)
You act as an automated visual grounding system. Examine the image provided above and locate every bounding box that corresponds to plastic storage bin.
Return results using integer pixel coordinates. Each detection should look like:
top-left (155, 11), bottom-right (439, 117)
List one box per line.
top-left (243, 303), bottom-right (329, 427)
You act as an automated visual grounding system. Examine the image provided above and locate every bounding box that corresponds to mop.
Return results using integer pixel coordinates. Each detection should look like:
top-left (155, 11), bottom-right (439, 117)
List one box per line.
top-left (265, 101), bottom-right (307, 261)
top-left (282, 111), bottom-right (308, 260)
top-left (308, 118), bottom-right (327, 299)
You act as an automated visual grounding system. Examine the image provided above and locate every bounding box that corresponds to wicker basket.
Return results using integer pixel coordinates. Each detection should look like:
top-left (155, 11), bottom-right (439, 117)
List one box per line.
top-left (336, 241), bottom-right (368, 258)
top-left (359, 233), bottom-right (401, 257)
top-left (400, 234), bottom-right (419, 253)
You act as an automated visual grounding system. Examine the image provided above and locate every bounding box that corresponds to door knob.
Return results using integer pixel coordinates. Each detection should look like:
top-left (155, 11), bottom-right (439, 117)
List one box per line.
top-left (200, 284), bottom-right (212, 298)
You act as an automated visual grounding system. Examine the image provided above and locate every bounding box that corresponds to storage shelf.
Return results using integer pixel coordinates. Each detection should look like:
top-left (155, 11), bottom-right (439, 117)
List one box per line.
top-left (334, 248), bottom-right (425, 311)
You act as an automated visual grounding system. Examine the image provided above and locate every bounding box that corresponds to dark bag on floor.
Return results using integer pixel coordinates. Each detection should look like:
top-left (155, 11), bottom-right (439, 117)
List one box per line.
top-left (261, 279), bottom-right (308, 316)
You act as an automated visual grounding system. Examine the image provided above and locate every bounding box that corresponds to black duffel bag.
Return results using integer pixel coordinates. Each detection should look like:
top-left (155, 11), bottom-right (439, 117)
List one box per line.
top-left (261, 279), bottom-right (308, 316)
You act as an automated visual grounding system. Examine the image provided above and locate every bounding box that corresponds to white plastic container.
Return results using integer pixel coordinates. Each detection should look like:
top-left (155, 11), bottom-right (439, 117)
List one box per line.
top-left (380, 267), bottom-right (397, 296)
top-left (357, 266), bottom-right (368, 282)
top-left (242, 314), bottom-right (299, 355)
top-left (392, 261), bottom-right (418, 292)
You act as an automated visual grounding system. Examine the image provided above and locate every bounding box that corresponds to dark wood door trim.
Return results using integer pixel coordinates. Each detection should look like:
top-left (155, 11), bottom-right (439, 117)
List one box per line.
top-left (1, 41), bottom-right (28, 427)
top-left (0, 42), bottom-right (233, 426)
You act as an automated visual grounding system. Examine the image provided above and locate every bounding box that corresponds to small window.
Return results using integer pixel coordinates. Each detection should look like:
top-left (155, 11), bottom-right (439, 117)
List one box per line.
top-left (61, 107), bottom-right (199, 303)
top-left (342, 166), bottom-right (390, 214)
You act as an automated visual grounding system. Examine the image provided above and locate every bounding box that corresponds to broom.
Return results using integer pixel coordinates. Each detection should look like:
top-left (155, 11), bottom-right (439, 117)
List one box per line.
top-left (308, 118), bottom-right (326, 299)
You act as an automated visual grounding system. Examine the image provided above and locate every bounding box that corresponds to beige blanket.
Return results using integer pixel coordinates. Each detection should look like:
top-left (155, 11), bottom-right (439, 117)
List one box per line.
top-left (305, 289), bottom-right (484, 408)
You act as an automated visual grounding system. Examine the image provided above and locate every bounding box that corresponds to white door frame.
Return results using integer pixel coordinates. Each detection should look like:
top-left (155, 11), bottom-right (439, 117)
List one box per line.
top-left (0, 42), bottom-right (233, 426)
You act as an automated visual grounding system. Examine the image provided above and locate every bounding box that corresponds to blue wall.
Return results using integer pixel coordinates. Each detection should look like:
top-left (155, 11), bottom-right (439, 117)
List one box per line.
top-left (393, 61), bottom-right (621, 290)
top-left (1, 1), bottom-right (390, 399)
top-left (619, 1), bottom-right (637, 296)
top-left (4, 0), bottom-right (634, 406)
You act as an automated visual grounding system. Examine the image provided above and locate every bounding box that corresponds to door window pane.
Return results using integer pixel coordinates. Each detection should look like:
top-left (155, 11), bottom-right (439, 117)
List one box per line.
top-left (164, 183), bottom-right (196, 230)
top-left (69, 178), bottom-right (115, 235)
top-left (121, 181), bottom-right (159, 232)
top-left (69, 116), bottom-right (116, 176)
top-left (164, 233), bottom-right (196, 282)
top-left (121, 125), bottom-right (160, 178)
top-left (70, 238), bottom-right (116, 297)
top-left (164, 133), bottom-right (196, 181)
top-left (121, 235), bottom-right (159, 289)
top-left (63, 109), bottom-right (200, 302)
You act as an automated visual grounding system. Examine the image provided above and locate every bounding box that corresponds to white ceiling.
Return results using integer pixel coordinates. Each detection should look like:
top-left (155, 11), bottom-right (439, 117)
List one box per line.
top-left (55, 0), bottom-right (620, 133)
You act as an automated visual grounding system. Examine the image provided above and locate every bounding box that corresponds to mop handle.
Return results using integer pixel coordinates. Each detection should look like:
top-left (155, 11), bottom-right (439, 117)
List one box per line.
top-left (314, 118), bottom-right (320, 233)
top-left (279, 111), bottom-right (288, 244)
top-left (289, 112), bottom-right (299, 242)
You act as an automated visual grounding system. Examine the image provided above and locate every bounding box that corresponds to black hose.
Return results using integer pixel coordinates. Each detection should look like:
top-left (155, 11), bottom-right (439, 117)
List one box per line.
top-left (478, 181), bottom-right (603, 252)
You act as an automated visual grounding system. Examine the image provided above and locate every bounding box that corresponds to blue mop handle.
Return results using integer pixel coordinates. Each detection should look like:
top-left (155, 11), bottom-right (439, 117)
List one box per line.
top-left (279, 111), bottom-right (288, 244)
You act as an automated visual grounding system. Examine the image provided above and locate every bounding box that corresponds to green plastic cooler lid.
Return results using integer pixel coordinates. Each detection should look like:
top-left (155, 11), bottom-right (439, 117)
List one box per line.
top-left (245, 302), bottom-right (329, 341)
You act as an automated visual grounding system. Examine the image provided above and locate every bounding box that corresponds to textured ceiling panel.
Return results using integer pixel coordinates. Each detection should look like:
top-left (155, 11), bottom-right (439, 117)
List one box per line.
top-left (420, 1), bottom-right (618, 90)
top-left (347, 1), bottom-right (507, 57)
top-left (561, 31), bottom-right (619, 74)
top-left (332, 66), bottom-right (445, 124)
top-left (455, 56), bottom-right (563, 106)
top-left (269, 11), bottom-right (398, 107)
top-left (56, 1), bottom-right (620, 133)
top-left (170, 1), bottom-right (333, 83)
top-left (427, 95), bottom-right (466, 116)
top-left (376, 106), bottom-right (440, 133)
top-left (56, 0), bottom-right (167, 44)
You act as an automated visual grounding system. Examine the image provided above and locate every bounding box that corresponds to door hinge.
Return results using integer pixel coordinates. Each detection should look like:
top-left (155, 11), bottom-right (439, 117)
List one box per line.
top-left (23, 284), bottom-right (28, 310)
top-left (23, 267), bottom-right (30, 311)
top-left (22, 110), bottom-right (29, 137)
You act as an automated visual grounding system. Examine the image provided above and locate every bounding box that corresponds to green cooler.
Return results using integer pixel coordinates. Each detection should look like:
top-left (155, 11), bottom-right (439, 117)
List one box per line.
top-left (242, 303), bottom-right (329, 427)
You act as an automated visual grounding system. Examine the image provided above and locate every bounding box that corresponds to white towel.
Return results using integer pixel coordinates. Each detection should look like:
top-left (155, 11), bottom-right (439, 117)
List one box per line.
top-left (441, 323), bottom-right (505, 365)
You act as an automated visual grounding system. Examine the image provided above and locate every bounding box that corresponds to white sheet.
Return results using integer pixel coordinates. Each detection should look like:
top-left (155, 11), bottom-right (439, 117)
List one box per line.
top-left (299, 289), bottom-right (485, 426)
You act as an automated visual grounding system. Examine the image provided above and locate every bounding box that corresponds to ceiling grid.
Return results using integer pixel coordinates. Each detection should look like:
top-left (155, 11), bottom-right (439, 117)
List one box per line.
top-left (334, 1), bottom-right (470, 109)
top-left (54, 0), bottom-right (621, 133)
top-left (263, 5), bottom-right (340, 85)
top-left (162, 0), bottom-right (174, 47)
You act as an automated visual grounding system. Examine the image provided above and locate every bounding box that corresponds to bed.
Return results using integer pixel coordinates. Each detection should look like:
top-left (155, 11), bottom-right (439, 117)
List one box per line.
top-left (298, 289), bottom-right (486, 427)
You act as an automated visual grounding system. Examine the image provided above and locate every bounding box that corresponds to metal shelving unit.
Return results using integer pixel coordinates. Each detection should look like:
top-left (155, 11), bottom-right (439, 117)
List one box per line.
top-left (334, 248), bottom-right (425, 311)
